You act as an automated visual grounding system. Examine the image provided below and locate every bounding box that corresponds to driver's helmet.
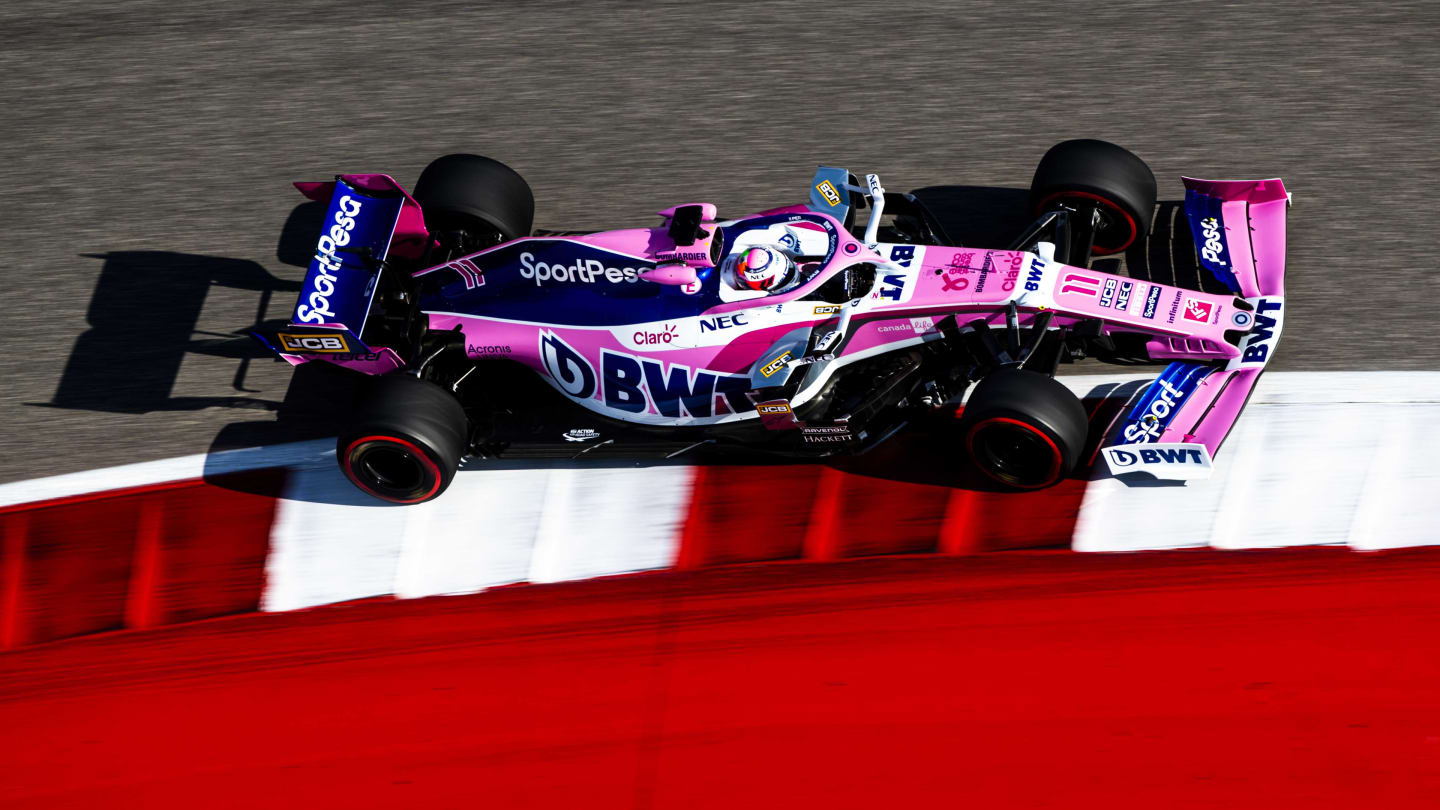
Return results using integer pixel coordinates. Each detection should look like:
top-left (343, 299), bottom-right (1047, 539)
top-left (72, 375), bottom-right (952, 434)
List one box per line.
top-left (734, 245), bottom-right (794, 292)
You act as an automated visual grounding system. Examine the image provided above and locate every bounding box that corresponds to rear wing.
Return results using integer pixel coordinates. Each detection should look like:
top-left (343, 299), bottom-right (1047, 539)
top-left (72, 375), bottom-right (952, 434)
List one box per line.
top-left (254, 173), bottom-right (428, 374)
top-left (1100, 178), bottom-right (1289, 481)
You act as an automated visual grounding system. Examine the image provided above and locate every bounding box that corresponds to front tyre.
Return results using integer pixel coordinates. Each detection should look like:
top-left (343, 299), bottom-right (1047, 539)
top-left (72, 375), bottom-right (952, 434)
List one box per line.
top-left (338, 374), bottom-right (469, 504)
top-left (1029, 139), bottom-right (1157, 255)
top-left (960, 369), bottom-right (1089, 489)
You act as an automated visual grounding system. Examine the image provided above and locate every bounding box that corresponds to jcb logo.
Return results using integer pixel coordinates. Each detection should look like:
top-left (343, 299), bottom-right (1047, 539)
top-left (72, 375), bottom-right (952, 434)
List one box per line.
top-left (760, 352), bottom-right (792, 378)
top-left (279, 333), bottom-right (349, 353)
top-left (815, 180), bottom-right (841, 206)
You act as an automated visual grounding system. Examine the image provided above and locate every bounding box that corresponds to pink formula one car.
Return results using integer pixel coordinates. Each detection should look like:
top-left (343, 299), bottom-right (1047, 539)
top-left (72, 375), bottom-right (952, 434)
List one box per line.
top-left (257, 140), bottom-right (1288, 503)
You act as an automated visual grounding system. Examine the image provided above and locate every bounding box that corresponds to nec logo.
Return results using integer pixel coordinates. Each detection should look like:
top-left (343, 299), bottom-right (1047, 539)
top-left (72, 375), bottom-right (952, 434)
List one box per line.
top-left (278, 333), bottom-right (350, 353)
top-left (699, 313), bottom-right (748, 332)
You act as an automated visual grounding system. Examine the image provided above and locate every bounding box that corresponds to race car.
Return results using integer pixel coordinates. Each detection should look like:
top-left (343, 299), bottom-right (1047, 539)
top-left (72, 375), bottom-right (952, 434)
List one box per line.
top-left (255, 140), bottom-right (1288, 503)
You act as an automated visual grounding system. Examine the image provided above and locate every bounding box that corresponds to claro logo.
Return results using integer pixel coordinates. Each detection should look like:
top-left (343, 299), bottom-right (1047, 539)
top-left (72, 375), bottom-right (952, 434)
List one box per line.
top-left (520, 252), bottom-right (643, 286)
top-left (297, 195), bottom-right (363, 324)
top-left (633, 323), bottom-right (678, 345)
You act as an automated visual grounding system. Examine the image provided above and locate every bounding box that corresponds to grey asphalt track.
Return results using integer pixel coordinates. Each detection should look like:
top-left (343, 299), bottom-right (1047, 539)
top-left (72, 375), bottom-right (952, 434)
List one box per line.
top-left (1, 0), bottom-right (1436, 484)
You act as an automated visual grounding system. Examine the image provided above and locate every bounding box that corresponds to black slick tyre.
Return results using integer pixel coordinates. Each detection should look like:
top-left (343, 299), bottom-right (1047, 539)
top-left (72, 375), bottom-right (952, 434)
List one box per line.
top-left (413, 154), bottom-right (535, 243)
top-left (1029, 139), bottom-right (1157, 255)
top-left (960, 369), bottom-right (1089, 489)
top-left (338, 374), bottom-right (469, 504)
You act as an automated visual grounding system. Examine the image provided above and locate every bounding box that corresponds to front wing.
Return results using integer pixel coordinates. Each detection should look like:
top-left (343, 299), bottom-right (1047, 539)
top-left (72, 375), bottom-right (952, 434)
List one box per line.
top-left (1102, 177), bottom-right (1289, 481)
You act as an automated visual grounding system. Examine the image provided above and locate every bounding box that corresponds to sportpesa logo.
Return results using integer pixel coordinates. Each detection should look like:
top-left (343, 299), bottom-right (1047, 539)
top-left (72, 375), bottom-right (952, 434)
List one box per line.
top-left (296, 195), bottom-right (362, 324)
top-left (519, 252), bottom-right (645, 286)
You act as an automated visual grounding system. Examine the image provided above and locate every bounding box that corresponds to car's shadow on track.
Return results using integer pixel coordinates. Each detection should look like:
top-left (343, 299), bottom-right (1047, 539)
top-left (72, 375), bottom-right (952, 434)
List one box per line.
top-left (36, 201), bottom-right (361, 452)
top-left (35, 250), bottom-right (298, 414)
top-left (197, 190), bottom-right (1193, 502)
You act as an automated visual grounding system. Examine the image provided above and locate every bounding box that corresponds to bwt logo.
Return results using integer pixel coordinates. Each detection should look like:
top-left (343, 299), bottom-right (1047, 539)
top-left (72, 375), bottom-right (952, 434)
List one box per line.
top-left (1109, 446), bottom-right (1207, 466)
top-left (1023, 257), bottom-right (1047, 292)
top-left (1199, 217), bottom-right (1227, 265)
top-left (1239, 298), bottom-right (1284, 365)
top-left (540, 332), bottom-right (754, 419)
top-left (540, 332), bottom-right (598, 398)
top-left (600, 351), bottom-right (754, 418)
top-left (874, 245), bottom-right (915, 302)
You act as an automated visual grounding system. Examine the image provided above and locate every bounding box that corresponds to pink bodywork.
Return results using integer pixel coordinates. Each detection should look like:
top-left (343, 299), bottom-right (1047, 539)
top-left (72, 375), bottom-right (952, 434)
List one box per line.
top-left (1155, 178), bottom-right (1289, 455)
top-left (419, 198), bottom-right (1277, 427)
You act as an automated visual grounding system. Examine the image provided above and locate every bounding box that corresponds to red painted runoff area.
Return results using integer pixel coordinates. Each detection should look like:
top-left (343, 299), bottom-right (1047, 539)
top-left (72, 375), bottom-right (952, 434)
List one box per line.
top-left (677, 464), bottom-right (1088, 568)
top-left (3, 548), bottom-right (1438, 808)
top-left (0, 470), bottom-right (282, 649)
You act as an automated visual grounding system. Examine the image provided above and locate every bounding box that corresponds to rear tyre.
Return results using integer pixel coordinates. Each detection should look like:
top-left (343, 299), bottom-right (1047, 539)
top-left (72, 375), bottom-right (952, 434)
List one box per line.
top-left (338, 374), bottom-right (469, 504)
top-left (1029, 139), bottom-right (1157, 255)
top-left (960, 369), bottom-right (1089, 489)
top-left (413, 154), bottom-right (535, 244)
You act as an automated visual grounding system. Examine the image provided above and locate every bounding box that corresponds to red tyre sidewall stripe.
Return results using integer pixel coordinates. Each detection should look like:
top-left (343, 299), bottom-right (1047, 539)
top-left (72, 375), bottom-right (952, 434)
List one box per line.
top-left (1035, 190), bottom-right (1139, 255)
top-left (341, 435), bottom-right (443, 504)
top-left (965, 417), bottom-right (1064, 490)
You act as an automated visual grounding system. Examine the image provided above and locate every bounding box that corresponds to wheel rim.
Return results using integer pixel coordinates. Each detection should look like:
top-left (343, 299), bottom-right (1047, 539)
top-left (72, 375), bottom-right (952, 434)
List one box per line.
top-left (966, 417), bottom-right (1064, 489)
top-left (1035, 190), bottom-right (1139, 255)
top-left (342, 436), bottom-right (443, 503)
